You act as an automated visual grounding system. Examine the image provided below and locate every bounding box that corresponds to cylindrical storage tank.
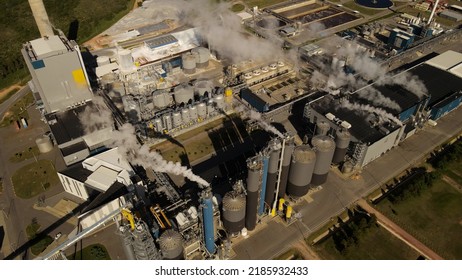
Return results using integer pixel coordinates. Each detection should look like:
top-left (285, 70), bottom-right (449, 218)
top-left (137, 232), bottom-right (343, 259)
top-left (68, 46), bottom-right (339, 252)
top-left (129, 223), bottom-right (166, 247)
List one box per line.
top-left (201, 190), bottom-right (215, 254)
top-left (222, 191), bottom-right (246, 234)
top-left (265, 140), bottom-right (281, 207)
top-left (194, 80), bottom-right (214, 98)
top-left (214, 94), bottom-right (224, 110)
top-left (97, 56), bottom-right (110, 66)
top-left (35, 136), bottom-right (53, 153)
top-left (192, 47), bottom-right (210, 68)
top-left (181, 108), bottom-right (190, 123)
top-left (159, 230), bottom-right (184, 260)
top-left (163, 114), bottom-right (173, 131)
top-left (287, 146), bottom-right (316, 198)
top-left (172, 112), bottom-right (182, 128)
top-left (342, 161), bottom-right (354, 174)
top-left (182, 52), bottom-right (197, 74)
top-left (278, 141), bottom-right (294, 197)
top-left (245, 160), bottom-right (261, 231)
top-left (198, 102), bottom-right (207, 118)
top-left (174, 84), bottom-right (194, 105)
top-left (316, 120), bottom-right (330, 136)
top-left (154, 118), bottom-right (163, 132)
top-left (332, 130), bottom-right (351, 164)
top-left (225, 87), bottom-right (233, 97)
top-left (311, 135), bottom-right (336, 186)
top-left (207, 98), bottom-right (215, 115)
top-left (189, 105), bottom-right (198, 120)
top-left (152, 90), bottom-right (169, 108)
top-left (118, 49), bottom-right (133, 70)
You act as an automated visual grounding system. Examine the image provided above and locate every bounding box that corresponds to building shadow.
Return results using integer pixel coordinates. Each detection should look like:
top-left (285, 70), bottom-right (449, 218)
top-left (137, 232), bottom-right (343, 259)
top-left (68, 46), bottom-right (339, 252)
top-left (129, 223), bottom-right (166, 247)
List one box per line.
top-left (67, 19), bottom-right (79, 41)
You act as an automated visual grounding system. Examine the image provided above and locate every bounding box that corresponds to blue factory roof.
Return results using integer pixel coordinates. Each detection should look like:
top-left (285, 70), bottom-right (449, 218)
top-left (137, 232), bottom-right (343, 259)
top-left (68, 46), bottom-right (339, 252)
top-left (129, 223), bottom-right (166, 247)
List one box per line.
top-left (145, 34), bottom-right (178, 50)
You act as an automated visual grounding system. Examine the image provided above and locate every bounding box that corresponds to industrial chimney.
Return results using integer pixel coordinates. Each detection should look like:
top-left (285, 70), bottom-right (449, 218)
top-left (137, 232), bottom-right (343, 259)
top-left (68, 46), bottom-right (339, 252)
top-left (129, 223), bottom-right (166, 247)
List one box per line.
top-left (28, 0), bottom-right (54, 38)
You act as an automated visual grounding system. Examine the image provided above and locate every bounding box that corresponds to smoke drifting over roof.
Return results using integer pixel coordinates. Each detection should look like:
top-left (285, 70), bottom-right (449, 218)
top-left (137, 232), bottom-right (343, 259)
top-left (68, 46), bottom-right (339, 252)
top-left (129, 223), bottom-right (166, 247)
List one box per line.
top-left (79, 95), bottom-right (209, 187)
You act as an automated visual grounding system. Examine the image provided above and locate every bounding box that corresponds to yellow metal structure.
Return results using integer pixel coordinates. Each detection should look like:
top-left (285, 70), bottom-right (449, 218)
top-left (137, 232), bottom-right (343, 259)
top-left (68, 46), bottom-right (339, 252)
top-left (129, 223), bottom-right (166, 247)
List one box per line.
top-left (286, 206), bottom-right (293, 220)
top-left (278, 198), bottom-right (285, 211)
top-left (121, 208), bottom-right (135, 230)
top-left (271, 208), bottom-right (277, 217)
top-left (150, 204), bottom-right (171, 229)
top-left (224, 87), bottom-right (233, 97)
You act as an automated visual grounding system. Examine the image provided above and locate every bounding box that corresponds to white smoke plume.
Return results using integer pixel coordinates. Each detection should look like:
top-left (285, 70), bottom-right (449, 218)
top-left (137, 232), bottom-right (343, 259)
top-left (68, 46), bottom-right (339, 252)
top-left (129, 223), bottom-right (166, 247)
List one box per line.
top-left (112, 124), bottom-right (210, 186)
top-left (144, 0), bottom-right (288, 64)
top-left (339, 99), bottom-right (403, 126)
top-left (79, 97), bottom-right (209, 186)
top-left (235, 105), bottom-right (284, 137)
top-left (356, 86), bottom-right (401, 111)
top-left (79, 95), bottom-right (114, 134)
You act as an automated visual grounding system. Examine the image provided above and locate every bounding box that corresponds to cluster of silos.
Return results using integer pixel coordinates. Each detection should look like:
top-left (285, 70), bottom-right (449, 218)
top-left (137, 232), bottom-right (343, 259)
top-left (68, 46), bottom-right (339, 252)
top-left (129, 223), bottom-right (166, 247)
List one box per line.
top-left (201, 189), bottom-right (216, 254)
top-left (332, 129), bottom-right (351, 164)
top-left (159, 230), bottom-right (184, 260)
top-left (265, 140), bottom-right (281, 208)
top-left (315, 120), bottom-right (331, 136)
top-left (245, 159), bottom-right (262, 231)
top-left (222, 191), bottom-right (246, 235)
top-left (311, 135), bottom-right (336, 186)
top-left (278, 137), bottom-right (294, 198)
top-left (152, 90), bottom-right (173, 109)
top-left (191, 47), bottom-right (210, 69)
top-left (287, 146), bottom-right (316, 197)
top-left (182, 52), bottom-right (197, 74)
top-left (174, 84), bottom-right (194, 105)
top-left (118, 49), bottom-right (134, 71)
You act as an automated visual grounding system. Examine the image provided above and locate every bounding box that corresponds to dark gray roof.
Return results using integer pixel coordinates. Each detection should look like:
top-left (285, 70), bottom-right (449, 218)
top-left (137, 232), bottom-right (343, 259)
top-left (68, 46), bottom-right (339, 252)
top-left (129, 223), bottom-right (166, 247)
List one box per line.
top-left (409, 64), bottom-right (462, 107)
top-left (45, 103), bottom-right (91, 145)
top-left (310, 95), bottom-right (399, 144)
top-left (61, 141), bottom-right (88, 156)
top-left (59, 163), bottom-right (92, 182)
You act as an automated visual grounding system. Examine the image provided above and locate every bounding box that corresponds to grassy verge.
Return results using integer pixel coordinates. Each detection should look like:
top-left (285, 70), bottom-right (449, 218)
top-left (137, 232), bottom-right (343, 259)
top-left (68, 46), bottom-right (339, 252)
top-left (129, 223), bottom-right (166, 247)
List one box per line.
top-left (9, 146), bottom-right (41, 163)
top-left (67, 244), bottom-right (111, 260)
top-left (0, 91), bottom-right (34, 128)
top-left (12, 160), bottom-right (59, 199)
top-left (376, 178), bottom-right (462, 259)
top-left (274, 248), bottom-right (304, 260)
top-left (231, 3), bottom-right (245, 12)
top-left (26, 220), bottom-right (53, 256)
top-left (0, 89), bottom-right (19, 105)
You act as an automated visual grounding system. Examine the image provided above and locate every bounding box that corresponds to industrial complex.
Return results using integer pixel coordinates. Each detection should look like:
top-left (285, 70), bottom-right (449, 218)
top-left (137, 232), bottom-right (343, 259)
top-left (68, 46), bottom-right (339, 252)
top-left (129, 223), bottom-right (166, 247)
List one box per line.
top-left (1, 0), bottom-right (462, 260)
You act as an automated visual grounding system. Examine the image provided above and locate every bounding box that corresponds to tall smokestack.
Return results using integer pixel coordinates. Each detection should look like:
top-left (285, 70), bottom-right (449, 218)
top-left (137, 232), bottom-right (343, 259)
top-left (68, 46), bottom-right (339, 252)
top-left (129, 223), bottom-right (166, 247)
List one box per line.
top-left (28, 0), bottom-right (54, 38)
top-left (428, 0), bottom-right (440, 24)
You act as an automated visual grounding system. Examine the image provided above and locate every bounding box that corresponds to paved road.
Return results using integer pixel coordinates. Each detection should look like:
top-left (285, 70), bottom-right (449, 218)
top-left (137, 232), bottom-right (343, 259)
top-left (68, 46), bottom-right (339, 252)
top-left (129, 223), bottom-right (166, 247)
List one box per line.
top-left (0, 85), bottom-right (30, 117)
top-left (357, 199), bottom-right (444, 260)
top-left (233, 102), bottom-right (462, 259)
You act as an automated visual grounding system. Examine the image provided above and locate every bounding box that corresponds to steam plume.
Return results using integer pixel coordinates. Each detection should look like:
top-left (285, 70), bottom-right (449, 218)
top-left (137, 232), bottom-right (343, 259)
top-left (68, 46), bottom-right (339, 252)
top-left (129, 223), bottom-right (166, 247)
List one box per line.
top-left (235, 105), bottom-right (284, 137)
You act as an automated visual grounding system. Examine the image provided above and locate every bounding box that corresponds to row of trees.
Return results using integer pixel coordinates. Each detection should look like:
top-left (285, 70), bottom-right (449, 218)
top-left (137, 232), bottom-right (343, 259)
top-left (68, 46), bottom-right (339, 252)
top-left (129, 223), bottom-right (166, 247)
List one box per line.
top-left (429, 137), bottom-right (462, 170)
top-left (386, 171), bottom-right (441, 204)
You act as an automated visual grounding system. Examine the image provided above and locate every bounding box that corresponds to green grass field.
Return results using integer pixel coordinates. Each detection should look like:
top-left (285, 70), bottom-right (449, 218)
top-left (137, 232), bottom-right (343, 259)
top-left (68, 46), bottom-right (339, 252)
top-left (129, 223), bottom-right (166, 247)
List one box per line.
top-left (315, 221), bottom-right (420, 260)
top-left (67, 244), bottom-right (111, 260)
top-left (0, 91), bottom-right (34, 127)
top-left (9, 146), bottom-right (41, 163)
top-left (12, 159), bottom-right (59, 199)
top-left (26, 220), bottom-right (54, 256)
top-left (376, 179), bottom-right (462, 259)
top-left (0, 88), bottom-right (19, 105)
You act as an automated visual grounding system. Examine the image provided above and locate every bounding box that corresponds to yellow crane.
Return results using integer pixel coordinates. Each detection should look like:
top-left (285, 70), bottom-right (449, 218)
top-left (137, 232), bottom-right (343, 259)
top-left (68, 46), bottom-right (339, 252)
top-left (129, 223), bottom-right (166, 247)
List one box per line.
top-left (121, 208), bottom-right (136, 231)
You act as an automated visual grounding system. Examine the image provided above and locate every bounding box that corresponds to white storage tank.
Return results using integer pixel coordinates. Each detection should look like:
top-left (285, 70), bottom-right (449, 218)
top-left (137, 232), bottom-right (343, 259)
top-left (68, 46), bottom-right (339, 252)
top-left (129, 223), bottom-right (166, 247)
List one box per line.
top-left (197, 102), bottom-right (207, 118)
top-left (163, 114), bottom-right (173, 131)
top-left (214, 94), bottom-right (224, 110)
top-left (152, 90), bottom-right (171, 108)
top-left (207, 98), bottom-right (215, 115)
top-left (174, 84), bottom-right (194, 105)
top-left (189, 105), bottom-right (198, 120)
top-left (154, 118), bottom-right (163, 132)
top-left (36, 136), bottom-right (53, 154)
top-left (118, 49), bottom-right (134, 70)
top-left (97, 56), bottom-right (110, 66)
top-left (181, 108), bottom-right (190, 123)
top-left (172, 111), bottom-right (182, 127)
top-left (192, 47), bottom-right (210, 68)
top-left (182, 52), bottom-right (197, 74)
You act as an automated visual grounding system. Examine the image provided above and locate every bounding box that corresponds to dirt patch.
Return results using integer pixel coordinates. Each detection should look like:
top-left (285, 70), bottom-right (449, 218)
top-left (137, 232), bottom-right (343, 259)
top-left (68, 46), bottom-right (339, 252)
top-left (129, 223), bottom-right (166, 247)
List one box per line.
top-left (0, 84), bottom-right (20, 99)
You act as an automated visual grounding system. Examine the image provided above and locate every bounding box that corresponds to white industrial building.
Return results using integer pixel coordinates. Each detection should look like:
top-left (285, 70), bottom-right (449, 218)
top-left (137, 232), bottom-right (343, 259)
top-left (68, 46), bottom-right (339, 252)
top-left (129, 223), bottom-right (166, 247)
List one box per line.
top-left (22, 34), bottom-right (93, 113)
top-left (58, 148), bottom-right (135, 228)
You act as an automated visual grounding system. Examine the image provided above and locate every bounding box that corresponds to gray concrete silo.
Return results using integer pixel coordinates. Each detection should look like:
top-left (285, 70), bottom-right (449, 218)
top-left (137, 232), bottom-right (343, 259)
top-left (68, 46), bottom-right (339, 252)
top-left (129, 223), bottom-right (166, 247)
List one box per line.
top-left (332, 129), bottom-right (351, 164)
top-left (265, 139), bottom-right (281, 207)
top-left (192, 47), bottom-right (210, 68)
top-left (278, 140), bottom-right (294, 197)
top-left (311, 135), bottom-right (336, 186)
top-left (182, 52), bottom-right (197, 74)
top-left (287, 146), bottom-right (316, 198)
top-left (315, 120), bottom-right (331, 136)
top-left (159, 229), bottom-right (184, 260)
top-left (222, 191), bottom-right (246, 234)
top-left (245, 159), bottom-right (261, 231)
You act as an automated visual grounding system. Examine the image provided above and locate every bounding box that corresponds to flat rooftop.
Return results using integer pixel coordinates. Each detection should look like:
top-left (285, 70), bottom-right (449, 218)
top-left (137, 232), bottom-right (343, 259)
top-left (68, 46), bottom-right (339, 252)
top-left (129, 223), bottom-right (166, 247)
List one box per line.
top-left (46, 104), bottom-right (89, 145)
top-left (425, 50), bottom-right (462, 70)
top-left (29, 35), bottom-right (68, 59)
